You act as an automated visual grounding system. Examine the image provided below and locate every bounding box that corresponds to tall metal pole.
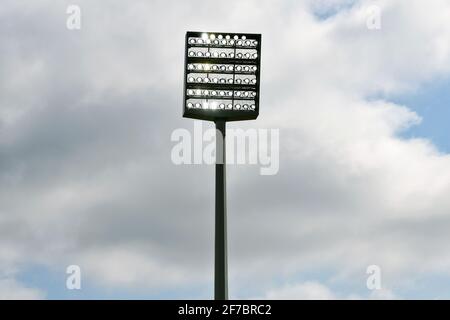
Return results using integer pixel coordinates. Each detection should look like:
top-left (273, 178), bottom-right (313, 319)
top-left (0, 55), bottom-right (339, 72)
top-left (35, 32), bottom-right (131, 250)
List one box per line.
top-left (215, 120), bottom-right (227, 300)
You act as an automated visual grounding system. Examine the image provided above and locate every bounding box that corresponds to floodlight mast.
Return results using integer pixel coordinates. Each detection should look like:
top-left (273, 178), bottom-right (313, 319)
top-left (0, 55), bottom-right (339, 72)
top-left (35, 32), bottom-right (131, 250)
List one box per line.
top-left (215, 120), bottom-right (227, 300)
top-left (183, 31), bottom-right (261, 300)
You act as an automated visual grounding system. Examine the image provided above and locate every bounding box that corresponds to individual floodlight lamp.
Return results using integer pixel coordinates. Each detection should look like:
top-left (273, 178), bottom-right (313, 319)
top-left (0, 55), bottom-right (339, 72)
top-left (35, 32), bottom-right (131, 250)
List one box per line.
top-left (182, 31), bottom-right (262, 300)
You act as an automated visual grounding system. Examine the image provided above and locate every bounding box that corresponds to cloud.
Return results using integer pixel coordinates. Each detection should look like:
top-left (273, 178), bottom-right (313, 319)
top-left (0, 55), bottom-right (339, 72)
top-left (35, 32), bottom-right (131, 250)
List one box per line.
top-left (77, 246), bottom-right (205, 289)
top-left (369, 288), bottom-right (397, 300)
top-left (0, 0), bottom-right (450, 299)
top-left (261, 282), bottom-right (336, 300)
top-left (255, 282), bottom-right (397, 300)
top-left (0, 278), bottom-right (45, 300)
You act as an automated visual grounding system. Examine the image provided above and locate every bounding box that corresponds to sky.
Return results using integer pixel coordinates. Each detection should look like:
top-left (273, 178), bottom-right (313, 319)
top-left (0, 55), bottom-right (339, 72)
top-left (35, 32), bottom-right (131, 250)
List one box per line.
top-left (1, 0), bottom-right (450, 299)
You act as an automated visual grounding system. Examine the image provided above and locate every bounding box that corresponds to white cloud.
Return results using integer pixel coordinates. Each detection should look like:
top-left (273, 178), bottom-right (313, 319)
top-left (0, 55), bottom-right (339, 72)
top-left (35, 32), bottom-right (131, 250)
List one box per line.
top-left (256, 282), bottom-right (398, 300)
top-left (0, 278), bottom-right (45, 300)
top-left (77, 246), bottom-right (198, 289)
top-left (262, 282), bottom-right (336, 300)
top-left (369, 288), bottom-right (397, 300)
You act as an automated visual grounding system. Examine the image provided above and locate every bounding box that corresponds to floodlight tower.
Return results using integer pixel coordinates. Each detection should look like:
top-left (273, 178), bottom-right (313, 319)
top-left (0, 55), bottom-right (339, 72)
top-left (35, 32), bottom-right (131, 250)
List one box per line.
top-left (183, 31), bottom-right (262, 300)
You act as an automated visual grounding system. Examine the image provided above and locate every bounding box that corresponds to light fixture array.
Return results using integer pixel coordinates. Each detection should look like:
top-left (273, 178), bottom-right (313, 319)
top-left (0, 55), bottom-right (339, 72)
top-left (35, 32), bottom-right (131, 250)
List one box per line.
top-left (183, 31), bottom-right (261, 121)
